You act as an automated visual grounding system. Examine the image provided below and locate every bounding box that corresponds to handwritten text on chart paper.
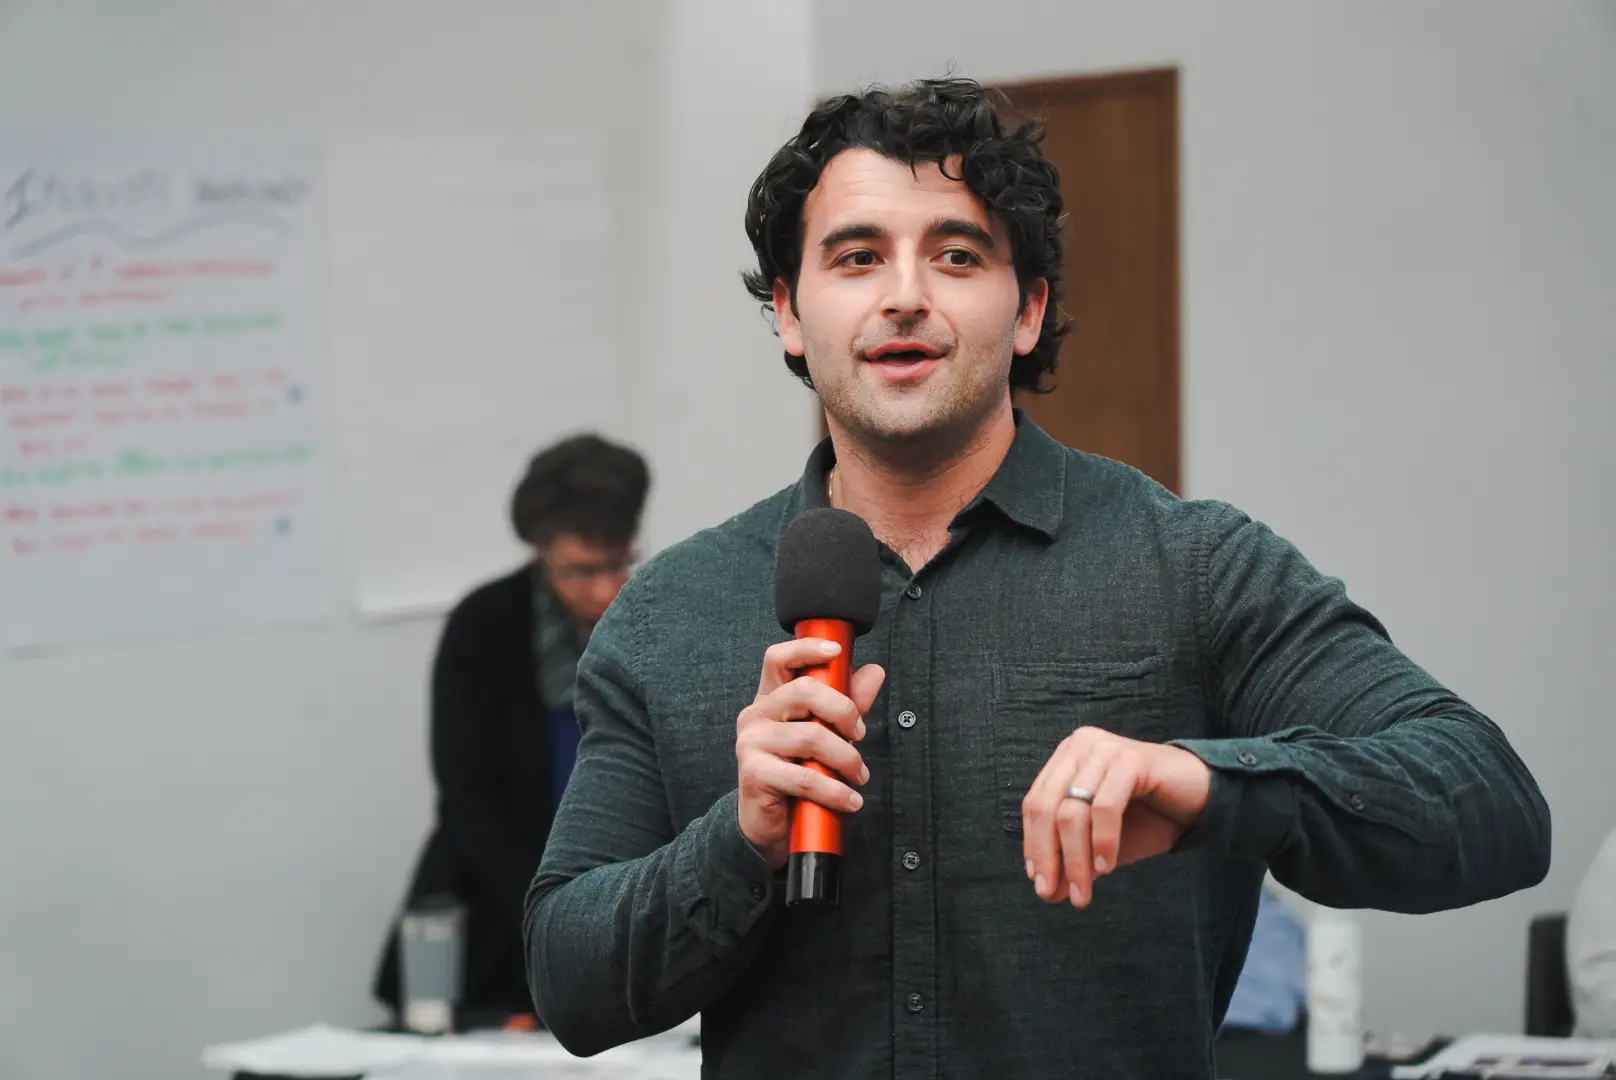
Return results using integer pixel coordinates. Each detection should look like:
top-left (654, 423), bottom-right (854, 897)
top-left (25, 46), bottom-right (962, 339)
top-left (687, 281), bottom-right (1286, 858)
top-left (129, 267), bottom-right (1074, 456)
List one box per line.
top-left (0, 138), bottom-right (329, 649)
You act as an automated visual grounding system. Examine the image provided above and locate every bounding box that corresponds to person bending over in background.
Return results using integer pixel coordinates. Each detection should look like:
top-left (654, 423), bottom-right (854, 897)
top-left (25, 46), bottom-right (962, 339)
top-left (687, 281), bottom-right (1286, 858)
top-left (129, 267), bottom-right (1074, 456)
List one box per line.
top-left (373, 432), bottom-right (648, 1024)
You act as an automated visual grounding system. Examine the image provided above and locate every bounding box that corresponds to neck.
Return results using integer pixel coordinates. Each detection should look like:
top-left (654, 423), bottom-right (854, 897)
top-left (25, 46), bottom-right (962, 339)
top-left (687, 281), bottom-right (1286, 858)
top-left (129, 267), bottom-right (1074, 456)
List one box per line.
top-left (827, 400), bottom-right (1016, 569)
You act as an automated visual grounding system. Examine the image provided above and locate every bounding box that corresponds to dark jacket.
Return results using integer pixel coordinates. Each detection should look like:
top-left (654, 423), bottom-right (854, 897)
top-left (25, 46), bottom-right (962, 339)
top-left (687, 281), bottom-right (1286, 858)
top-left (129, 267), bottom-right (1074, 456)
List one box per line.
top-left (373, 565), bottom-right (555, 1015)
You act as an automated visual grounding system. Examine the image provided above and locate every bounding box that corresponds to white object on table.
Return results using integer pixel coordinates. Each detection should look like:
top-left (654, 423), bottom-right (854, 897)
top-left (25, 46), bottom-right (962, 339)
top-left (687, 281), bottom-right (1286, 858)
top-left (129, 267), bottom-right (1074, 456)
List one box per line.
top-left (200, 1024), bottom-right (426, 1076)
top-left (371, 1023), bottom-right (701, 1078)
top-left (203, 1017), bottom-right (702, 1077)
top-left (1388, 1033), bottom-right (1616, 1079)
top-left (1306, 907), bottom-right (1364, 1074)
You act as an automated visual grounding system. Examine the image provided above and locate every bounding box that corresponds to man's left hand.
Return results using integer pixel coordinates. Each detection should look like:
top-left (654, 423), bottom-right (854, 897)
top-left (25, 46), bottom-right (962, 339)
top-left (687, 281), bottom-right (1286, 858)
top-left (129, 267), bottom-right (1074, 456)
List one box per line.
top-left (1021, 727), bottom-right (1212, 907)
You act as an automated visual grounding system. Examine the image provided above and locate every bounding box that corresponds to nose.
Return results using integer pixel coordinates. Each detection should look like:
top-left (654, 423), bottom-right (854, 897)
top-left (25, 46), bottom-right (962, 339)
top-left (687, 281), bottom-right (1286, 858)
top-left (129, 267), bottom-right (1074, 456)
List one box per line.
top-left (592, 573), bottom-right (626, 611)
top-left (881, 250), bottom-right (930, 322)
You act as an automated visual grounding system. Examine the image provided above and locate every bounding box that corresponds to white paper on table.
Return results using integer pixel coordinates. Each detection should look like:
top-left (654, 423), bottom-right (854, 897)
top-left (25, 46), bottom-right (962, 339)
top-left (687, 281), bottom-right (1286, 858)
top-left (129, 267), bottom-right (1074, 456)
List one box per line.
top-left (1389, 1033), bottom-right (1616, 1079)
top-left (368, 1021), bottom-right (702, 1078)
top-left (203, 1017), bottom-right (703, 1079)
top-left (200, 1023), bottom-right (427, 1076)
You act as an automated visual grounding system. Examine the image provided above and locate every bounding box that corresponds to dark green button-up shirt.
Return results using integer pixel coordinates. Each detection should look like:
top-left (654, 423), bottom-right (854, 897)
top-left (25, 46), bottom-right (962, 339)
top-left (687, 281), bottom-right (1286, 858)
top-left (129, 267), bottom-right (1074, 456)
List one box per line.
top-left (525, 413), bottom-right (1550, 1079)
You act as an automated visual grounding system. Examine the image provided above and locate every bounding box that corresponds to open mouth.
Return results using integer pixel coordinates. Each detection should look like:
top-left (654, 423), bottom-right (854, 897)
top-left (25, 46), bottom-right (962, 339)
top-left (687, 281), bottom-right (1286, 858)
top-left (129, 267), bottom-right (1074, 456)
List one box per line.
top-left (863, 344), bottom-right (944, 383)
top-left (863, 340), bottom-right (946, 372)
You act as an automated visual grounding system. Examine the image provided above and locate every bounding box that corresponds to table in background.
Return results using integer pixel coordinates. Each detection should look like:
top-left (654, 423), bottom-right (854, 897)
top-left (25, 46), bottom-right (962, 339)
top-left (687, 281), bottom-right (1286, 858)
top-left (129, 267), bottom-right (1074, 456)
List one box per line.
top-left (227, 1010), bottom-right (700, 1080)
top-left (1216, 1028), bottom-right (1431, 1079)
top-left (228, 1022), bottom-right (1418, 1080)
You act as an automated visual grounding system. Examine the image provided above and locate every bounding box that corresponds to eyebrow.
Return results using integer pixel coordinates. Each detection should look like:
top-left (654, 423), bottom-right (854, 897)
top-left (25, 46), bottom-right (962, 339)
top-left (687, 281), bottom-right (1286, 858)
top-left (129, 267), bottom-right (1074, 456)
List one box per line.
top-left (819, 223), bottom-right (885, 253)
top-left (817, 217), bottom-right (998, 255)
top-left (927, 217), bottom-right (997, 249)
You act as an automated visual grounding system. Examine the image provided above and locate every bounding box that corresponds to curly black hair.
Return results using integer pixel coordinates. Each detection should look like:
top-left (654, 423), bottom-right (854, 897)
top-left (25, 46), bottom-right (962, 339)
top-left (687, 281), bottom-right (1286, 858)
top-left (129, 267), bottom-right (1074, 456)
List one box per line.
top-left (742, 77), bottom-right (1068, 394)
top-left (509, 433), bottom-right (649, 548)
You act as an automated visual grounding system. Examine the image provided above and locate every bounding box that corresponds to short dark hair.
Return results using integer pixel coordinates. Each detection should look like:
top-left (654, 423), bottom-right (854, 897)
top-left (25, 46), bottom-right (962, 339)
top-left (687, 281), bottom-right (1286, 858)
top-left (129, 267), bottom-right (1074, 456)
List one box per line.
top-left (742, 77), bottom-right (1069, 394)
top-left (509, 433), bottom-right (649, 548)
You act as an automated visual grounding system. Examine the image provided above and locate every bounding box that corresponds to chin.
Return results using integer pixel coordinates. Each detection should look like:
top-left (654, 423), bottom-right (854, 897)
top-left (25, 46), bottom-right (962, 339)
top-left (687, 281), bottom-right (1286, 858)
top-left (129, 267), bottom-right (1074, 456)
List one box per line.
top-left (822, 366), bottom-right (1003, 440)
top-left (846, 402), bottom-right (966, 445)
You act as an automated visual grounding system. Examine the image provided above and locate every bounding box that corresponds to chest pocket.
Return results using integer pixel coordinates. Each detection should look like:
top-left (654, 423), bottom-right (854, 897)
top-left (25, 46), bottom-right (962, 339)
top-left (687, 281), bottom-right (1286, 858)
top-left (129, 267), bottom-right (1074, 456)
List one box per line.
top-left (990, 658), bottom-right (1168, 834)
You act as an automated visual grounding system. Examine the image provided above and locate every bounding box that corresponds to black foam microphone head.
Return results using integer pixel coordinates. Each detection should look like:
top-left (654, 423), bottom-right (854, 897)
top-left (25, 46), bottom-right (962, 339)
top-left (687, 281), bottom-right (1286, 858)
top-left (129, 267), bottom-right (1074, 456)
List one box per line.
top-left (774, 508), bottom-right (882, 635)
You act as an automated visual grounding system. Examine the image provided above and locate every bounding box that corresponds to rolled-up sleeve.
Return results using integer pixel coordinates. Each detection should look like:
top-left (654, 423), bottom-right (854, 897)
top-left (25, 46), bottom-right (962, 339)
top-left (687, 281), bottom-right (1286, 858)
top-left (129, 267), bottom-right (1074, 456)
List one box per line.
top-left (1171, 504), bottom-right (1551, 913)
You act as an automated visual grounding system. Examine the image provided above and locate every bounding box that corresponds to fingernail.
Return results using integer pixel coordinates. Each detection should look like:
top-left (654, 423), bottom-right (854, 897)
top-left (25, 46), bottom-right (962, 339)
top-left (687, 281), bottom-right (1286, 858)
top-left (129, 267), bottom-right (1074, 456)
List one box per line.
top-left (1034, 874), bottom-right (1048, 897)
top-left (1094, 855), bottom-right (1109, 875)
top-left (858, 763), bottom-right (870, 784)
top-left (856, 718), bottom-right (867, 739)
top-left (1070, 884), bottom-right (1083, 906)
top-left (848, 791), bottom-right (864, 810)
top-left (1025, 859), bottom-right (1035, 880)
top-left (820, 641), bottom-right (841, 655)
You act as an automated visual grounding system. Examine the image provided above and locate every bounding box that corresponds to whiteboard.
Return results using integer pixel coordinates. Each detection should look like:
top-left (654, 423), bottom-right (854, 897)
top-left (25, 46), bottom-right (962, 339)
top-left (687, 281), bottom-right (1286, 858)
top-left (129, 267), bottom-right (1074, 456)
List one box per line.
top-left (328, 134), bottom-right (621, 618)
top-left (0, 134), bottom-right (331, 651)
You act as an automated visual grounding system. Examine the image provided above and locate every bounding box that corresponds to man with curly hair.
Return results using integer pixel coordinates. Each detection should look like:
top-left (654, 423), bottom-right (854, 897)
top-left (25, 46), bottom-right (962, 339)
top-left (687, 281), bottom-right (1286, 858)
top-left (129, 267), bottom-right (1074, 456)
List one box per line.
top-left (525, 79), bottom-right (1549, 1077)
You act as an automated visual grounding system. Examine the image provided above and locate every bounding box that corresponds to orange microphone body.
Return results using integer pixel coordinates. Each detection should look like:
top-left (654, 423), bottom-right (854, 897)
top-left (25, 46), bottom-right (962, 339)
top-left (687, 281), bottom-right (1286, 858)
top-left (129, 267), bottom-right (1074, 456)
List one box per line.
top-left (773, 507), bottom-right (882, 909)
top-left (786, 617), bottom-right (856, 904)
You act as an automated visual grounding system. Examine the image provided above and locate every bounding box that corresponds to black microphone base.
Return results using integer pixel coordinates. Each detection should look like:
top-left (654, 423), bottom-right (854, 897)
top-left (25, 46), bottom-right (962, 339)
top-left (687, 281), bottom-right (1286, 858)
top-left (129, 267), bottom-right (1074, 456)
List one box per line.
top-left (785, 851), bottom-right (841, 907)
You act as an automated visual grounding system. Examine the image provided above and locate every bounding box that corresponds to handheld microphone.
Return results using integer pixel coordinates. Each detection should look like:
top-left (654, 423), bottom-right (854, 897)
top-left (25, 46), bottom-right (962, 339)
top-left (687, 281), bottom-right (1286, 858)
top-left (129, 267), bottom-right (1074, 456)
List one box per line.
top-left (773, 507), bottom-right (882, 908)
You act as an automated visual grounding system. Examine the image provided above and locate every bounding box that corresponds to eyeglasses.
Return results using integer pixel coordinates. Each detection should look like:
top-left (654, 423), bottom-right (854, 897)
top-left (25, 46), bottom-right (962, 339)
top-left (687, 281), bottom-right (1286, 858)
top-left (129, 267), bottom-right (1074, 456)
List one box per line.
top-left (547, 555), bottom-right (637, 585)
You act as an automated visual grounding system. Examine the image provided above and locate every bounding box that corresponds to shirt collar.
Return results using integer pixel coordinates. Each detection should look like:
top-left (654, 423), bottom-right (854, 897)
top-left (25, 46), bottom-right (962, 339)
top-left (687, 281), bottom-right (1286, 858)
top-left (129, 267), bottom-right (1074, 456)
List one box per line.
top-left (530, 562), bottom-right (589, 651)
top-left (784, 409), bottom-right (1067, 542)
top-left (974, 410), bottom-right (1067, 540)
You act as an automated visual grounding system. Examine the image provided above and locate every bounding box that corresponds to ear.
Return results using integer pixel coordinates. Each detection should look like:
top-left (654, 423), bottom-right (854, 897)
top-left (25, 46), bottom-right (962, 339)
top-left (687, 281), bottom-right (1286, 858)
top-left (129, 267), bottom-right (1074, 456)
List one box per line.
top-left (1013, 278), bottom-right (1049, 356)
top-left (773, 278), bottom-right (805, 357)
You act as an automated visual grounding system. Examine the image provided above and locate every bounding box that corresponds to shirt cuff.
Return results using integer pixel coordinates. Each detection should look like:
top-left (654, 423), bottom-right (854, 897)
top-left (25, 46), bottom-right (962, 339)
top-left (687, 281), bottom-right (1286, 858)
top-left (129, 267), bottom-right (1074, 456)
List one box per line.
top-left (687, 789), bottom-right (778, 933)
top-left (1169, 738), bottom-right (1299, 861)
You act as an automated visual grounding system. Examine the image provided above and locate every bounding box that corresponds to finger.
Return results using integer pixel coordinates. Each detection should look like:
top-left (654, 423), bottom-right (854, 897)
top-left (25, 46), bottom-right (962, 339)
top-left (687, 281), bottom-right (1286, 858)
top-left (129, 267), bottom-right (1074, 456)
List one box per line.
top-left (757, 637), bottom-right (843, 696)
top-left (1087, 750), bottom-right (1139, 882)
top-left (1022, 736), bottom-right (1084, 902)
top-left (748, 755), bottom-right (864, 813)
top-left (767, 676), bottom-right (865, 742)
top-left (1058, 744), bottom-right (1116, 907)
top-left (849, 664), bottom-right (886, 722)
top-left (746, 717), bottom-right (869, 786)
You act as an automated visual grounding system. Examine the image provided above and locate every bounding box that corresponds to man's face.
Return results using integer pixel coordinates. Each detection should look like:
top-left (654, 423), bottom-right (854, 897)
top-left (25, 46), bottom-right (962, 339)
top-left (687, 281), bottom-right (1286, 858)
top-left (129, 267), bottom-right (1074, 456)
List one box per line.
top-left (774, 148), bottom-right (1047, 448)
top-left (539, 533), bottom-right (634, 629)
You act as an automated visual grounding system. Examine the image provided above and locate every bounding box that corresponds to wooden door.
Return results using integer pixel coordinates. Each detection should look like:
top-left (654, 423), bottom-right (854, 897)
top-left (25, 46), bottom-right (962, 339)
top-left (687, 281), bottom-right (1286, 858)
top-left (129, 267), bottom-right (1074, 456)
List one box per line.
top-left (997, 68), bottom-right (1181, 492)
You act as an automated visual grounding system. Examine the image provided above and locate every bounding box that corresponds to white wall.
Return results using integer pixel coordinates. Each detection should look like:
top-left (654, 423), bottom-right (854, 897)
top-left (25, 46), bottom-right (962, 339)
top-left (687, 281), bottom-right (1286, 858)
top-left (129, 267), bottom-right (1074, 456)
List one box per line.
top-left (0, 3), bottom-right (811, 1079)
top-left (628, 0), bottom-right (818, 552)
top-left (814, 0), bottom-right (1616, 1037)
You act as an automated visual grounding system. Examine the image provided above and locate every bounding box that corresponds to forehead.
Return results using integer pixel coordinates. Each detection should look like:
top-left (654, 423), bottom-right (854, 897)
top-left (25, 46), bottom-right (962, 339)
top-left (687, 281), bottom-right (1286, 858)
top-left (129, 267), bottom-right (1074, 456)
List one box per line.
top-left (801, 148), bottom-right (997, 241)
top-left (548, 533), bottom-right (624, 560)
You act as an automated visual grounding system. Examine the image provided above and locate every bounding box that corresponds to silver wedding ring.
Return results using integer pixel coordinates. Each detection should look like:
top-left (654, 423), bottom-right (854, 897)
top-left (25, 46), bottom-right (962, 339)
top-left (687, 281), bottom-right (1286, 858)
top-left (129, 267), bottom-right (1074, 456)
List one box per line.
top-left (1065, 786), bottom-right (1095, 804)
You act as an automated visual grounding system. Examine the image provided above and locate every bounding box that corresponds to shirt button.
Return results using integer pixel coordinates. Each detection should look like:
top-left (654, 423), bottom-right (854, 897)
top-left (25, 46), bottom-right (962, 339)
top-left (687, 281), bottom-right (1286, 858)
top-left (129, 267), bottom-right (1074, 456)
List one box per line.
top-left (902, 851), bottom-right (920, 871)
top-left (1349, 794), bottom-right (1366, 811)
top-left (906, 992), bottom-right (924, 1013)
top-left (905, 582), bottom-right (923, 600)
top-left (749, 882), bottom-right (766, 900)
top-left (897, 710), bottom-right (917, 729)
top-left (1237, 751), bottom-right (1259, 767)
